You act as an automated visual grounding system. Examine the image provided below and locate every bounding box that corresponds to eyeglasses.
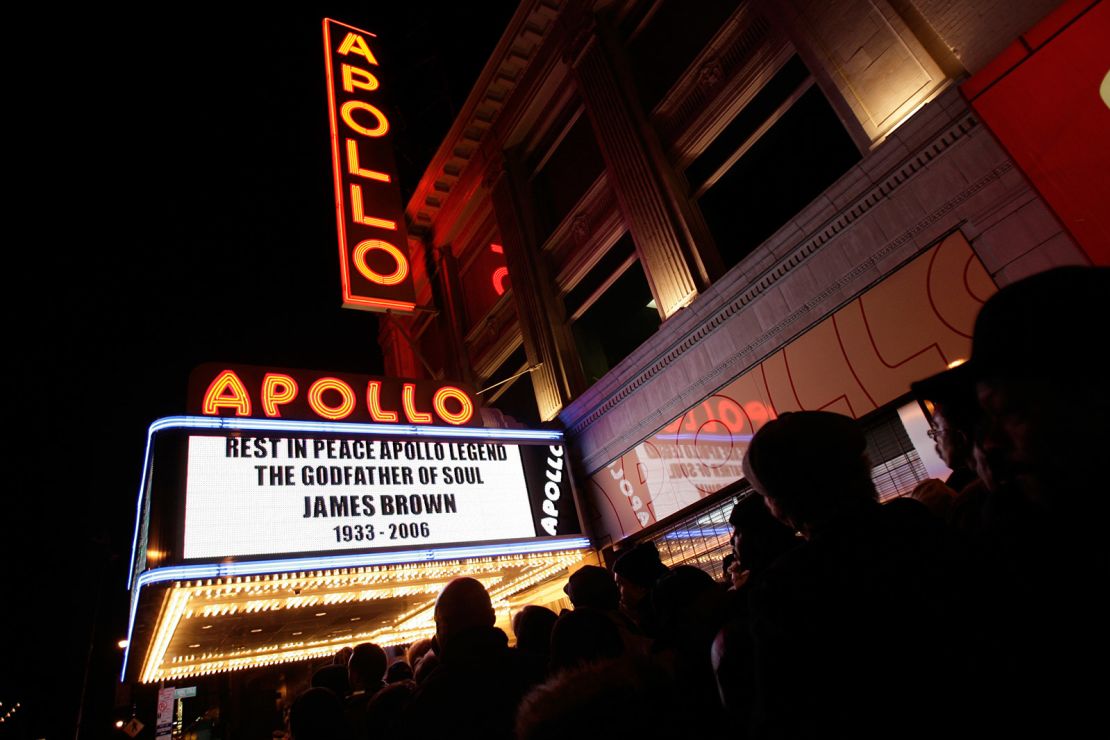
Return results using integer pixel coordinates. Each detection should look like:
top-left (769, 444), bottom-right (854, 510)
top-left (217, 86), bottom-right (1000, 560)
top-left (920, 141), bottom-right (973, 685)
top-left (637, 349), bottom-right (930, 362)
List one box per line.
top-left (926, 427), bottom-right (944, 441)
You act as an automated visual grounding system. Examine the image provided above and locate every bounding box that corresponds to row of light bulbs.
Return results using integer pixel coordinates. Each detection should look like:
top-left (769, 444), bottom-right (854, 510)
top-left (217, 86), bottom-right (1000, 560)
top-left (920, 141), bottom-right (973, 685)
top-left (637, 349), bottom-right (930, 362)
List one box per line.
top-left (141, 549), bottom-right (589, 683)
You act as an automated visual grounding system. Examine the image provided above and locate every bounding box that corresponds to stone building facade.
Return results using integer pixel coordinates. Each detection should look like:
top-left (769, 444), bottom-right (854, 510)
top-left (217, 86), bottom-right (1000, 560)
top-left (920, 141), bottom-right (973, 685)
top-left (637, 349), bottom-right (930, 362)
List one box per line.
top-left (382, 0), bottom-right (1101, 564)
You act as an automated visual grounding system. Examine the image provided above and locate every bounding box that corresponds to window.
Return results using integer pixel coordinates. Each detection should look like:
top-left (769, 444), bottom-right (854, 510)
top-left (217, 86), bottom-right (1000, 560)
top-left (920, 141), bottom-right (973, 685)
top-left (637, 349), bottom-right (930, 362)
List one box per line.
top-left (691, 58), bottom-right (861, 269)
top-left (531, 112), bottom-right (605, 239)
top-left (566, 235), bottom-right (661, 385)
top-left (860, 406), bottom-right (930, 502)
top-left (626, 0), bottom-right (742, 109)
top-left (483, 345), bottom-right (541, 426)
top-left (459, 238), bottom-right (511, 331)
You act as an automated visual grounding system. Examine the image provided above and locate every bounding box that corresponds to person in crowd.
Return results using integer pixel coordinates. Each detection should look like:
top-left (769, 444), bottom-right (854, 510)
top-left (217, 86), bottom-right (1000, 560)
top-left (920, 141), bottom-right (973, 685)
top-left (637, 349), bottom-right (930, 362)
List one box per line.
top-left (563, 565), bottom-right (619, 612)
top-left (404, 638), bottom-right (433, 670)
top-left (727, 493), bottom-right (800, 588)
top-left (907, 363), bottom-right (985, 521)
top-left (289, 687), bottom-right (351, 740)
top-left (565, 564), bottom-right (647, 654)
top-left (403, 577), bottom-right (532, 740)
top-left (915, 373), bottom-right (981, 490)
top-left (947, 265), bottom-right (1110, 734)
top-left (516, 655), bottom-right (685, 740)
top-left (360, 680), bottom-right (418, 740)
top-left (385, 660), bottom-right (413, 683)
top-left (611, 542), bottom-right (669, 636)
top-left (651, 565), bottom-right (728, 732)
top-left (549, 607), bottom-right (624, 672)
top-left (345, 641), bottom-right (388, 737)
top-left (912, 362), bottom-right (1024, 538)
top-left (651, 565), bottom-right (722, 652)
top-left (404, 638), bottom-right (438, 684)
top-left (347, 642), bottom-right (387, 698)
top-left (720, 553), bottom-right (739, 587)
top-left (310, 663), bottom-right (350, 698)
top-left (741, 410), bottom-right (982, 739)
top-left (713, 493), bottom-right (801, 732)
top-left (970, 266), bottom-right (1109, 522)
top-left (333, 646), bottom-right (355, 667)
top-left (513, 605), bottom-right (558, 682)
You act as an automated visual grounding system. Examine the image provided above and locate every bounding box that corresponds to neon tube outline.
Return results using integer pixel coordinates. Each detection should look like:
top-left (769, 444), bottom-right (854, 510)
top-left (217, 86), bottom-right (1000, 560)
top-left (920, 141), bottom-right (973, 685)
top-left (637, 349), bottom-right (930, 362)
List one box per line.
top-left (123, 415), bottom-right (570, 679)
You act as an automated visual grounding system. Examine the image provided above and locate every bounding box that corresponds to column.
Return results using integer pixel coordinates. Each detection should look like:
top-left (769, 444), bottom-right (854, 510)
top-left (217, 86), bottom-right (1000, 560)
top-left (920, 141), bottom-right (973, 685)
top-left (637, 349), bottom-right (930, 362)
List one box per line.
top-left (430, 245), bottom-right (477, 387)
top-left (485, 153), bottom-right (585, 421)
top-left (566, 15), bottom-right (722, 319)
top-left (757, 0), bottom-right (950, 150)
top-left (378, 314), bottom-right (422, 379)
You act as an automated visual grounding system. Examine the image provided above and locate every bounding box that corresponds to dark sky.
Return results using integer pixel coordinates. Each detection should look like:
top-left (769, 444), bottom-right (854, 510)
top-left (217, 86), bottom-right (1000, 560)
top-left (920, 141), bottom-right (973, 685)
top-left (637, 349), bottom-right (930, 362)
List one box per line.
top-left (4, 3), bottom-right (517, 736)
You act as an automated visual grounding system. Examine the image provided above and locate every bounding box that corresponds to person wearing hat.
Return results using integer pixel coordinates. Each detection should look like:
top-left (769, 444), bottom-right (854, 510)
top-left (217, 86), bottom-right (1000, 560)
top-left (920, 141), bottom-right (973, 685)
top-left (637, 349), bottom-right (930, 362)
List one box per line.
top-left (912, 366), bottom-right (981, 488)
top-left (967, 267), bottom-right (1109, 517)
top-left (940, 266), bottom-right (1110, 735)
top-left (908, 363), bottom-right (991, 522)
top-left (563, 565), bottom-right (620, 611)
top-left (740, 410), bottom-right (980, 739)
top-left (563, 564), bottom-right (648, 655)
top-left (611, 542), bottom-right (669, 636)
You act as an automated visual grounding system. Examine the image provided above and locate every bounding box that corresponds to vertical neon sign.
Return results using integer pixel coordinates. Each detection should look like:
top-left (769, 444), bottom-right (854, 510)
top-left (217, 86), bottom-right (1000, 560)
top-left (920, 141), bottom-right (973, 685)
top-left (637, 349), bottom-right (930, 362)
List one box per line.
top-left (323, 19), bottom-right (416, 313)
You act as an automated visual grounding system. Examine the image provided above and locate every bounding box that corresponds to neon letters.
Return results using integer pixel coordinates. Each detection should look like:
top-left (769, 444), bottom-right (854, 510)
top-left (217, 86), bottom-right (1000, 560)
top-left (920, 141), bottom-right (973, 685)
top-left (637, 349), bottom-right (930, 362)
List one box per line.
top-left (193, 365), bottom-right (478, 427)
top-left (324, 19), bottom-right (416, 312)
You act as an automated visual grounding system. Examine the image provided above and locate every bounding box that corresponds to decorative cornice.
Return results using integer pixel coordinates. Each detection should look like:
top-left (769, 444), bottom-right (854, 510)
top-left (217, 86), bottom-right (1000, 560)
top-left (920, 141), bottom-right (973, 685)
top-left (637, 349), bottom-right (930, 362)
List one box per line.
top-left (561, 11), bottom-right (599, 66)
top-left (404, 0), bottom-right (564, 232)
top-left (482, 152), bottom-right (507, 190)
top-left (571, 214), bottom-right (591, 245)
top-left (561, 106), bottom-right (993, 461)
top-left (467, 302), bottom-right (523, 381)
top-left (577, 169), bottom-right (1013, 475)
top-left (698, 59), bottom-right (725, 89)
top-left (534, 170), bottom-right (625, 293)
top-left (651, 3), bottom-right (788, 162)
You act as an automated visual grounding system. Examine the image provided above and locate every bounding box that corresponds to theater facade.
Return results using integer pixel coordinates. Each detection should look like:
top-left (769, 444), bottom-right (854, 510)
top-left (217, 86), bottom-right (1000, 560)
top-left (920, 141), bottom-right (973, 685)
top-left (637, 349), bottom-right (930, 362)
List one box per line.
top-left (382, 0), bottom-right (1105, 570)
top-left (121, 0), bottom-right (1107, 695)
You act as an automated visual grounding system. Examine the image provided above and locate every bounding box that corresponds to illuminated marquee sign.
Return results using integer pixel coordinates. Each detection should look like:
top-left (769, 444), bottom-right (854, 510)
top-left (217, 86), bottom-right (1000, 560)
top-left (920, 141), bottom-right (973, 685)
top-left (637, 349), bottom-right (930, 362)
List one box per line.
top-left (122, 415), bottom-right (587, 684)
top-left (189, 363), bottom-right (481, 427)
top-left (323, 18), bottom-right (416, 312)
top-left (181, 430), bottom-right (575, 560)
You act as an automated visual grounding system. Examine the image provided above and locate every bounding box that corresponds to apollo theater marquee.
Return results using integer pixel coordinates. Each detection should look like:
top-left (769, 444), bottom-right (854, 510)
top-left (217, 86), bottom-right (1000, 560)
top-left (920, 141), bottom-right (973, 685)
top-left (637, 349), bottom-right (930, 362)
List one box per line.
top-left (122, 363), bottom-right (588, 683)
top-left (121, 18), bottom-right (591, 684)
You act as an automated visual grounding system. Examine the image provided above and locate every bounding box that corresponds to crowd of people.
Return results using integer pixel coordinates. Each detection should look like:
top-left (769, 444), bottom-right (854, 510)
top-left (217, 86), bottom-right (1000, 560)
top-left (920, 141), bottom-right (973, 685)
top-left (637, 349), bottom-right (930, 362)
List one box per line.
top-left (286, 266), bottom-right (1108, 739)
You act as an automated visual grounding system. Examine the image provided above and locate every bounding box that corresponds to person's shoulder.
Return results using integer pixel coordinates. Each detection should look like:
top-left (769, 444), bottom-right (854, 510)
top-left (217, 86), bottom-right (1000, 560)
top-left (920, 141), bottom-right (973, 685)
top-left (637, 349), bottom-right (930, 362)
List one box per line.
top-left (750, 540), bottom-right (820, 604)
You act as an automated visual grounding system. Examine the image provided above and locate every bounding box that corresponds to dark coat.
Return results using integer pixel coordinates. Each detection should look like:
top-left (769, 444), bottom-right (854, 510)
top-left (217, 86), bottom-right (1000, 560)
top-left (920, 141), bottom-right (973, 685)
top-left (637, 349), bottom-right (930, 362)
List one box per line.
top-left (748, 499), bottom-right (984, 740)
top-left (403, 627), bottom-right (533, 740)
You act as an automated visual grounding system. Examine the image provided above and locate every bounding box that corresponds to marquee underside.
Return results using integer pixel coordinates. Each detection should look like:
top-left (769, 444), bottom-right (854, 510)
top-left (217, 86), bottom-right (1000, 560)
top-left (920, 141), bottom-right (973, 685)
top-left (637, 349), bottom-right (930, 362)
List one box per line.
top-left (137, 548), bottom-right (590, 683)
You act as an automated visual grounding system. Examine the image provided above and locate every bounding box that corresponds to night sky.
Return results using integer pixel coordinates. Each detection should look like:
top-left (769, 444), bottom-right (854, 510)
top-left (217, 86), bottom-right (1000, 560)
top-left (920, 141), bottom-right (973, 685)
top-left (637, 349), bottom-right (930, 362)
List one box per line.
top-left (5, 3), bottom-right (517, 737)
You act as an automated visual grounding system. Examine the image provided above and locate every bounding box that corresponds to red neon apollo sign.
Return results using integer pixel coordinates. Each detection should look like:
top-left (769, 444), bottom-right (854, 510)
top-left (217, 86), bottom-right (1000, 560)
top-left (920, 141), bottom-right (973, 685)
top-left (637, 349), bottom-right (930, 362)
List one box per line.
top-left (189, 364), bottom-right (480, 427)
top-left (323, 19), bottom-right (416, 313)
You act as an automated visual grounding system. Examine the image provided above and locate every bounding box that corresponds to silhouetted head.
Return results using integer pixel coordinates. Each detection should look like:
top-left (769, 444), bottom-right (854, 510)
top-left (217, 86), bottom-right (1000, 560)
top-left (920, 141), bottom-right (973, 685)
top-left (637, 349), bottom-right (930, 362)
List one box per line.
top-left (612, 542), bottom-right (669, 612)
top-left (721, 553), bottom-right (736, 582)
top-left (728, 492), bottom-right (799, 575)
top-left (968, 266), bottom-right (1110, 509)
top-left (549, 608), bottom-right (624, 672)
top-left (290, 687), bottom-right (349, 740)
top-left (310, 663), bottom-right (349, 697)
top-left (348, 642), bottom-right (387, 691)
top-left (743, 411), bottom-right (874, 534)
top-left (517, 655), bottom-right (683, 740)
top-left (513, 605), bottom-right (558, 655)
top-left (434, 577), bottom-right (495, 645)
top-left (651, 565), bottom-right (722, 644)
top-left (405, 637), bottom-right (434, 668)
top-left (333, 645), bottom-right (354, 667)
top-left (563, 565), bottom-right (620, 611)
top-left (912, 365), bottom-right (979, 471)
top-left (385, 660), bottom-right (413, 683)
